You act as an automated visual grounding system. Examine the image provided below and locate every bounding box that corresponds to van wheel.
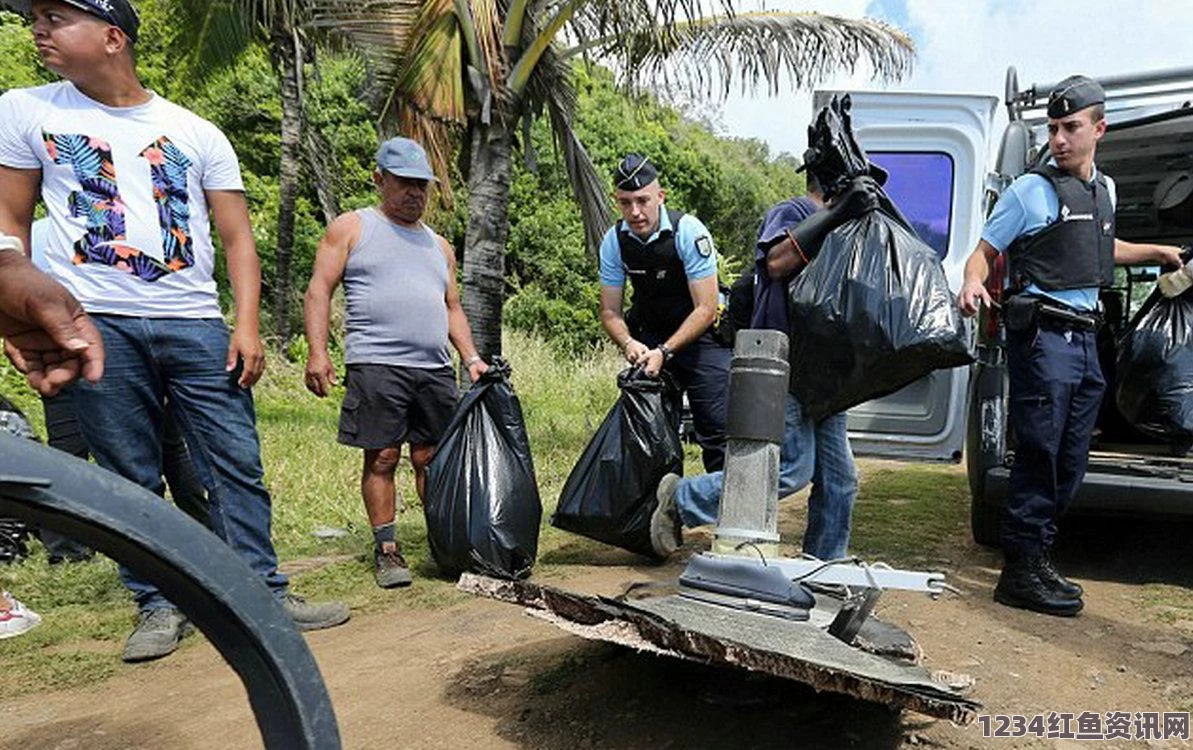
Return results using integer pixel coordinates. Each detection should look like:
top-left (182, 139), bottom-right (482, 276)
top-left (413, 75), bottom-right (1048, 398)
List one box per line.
top-left (970, 496), bottom-right (1000, 548)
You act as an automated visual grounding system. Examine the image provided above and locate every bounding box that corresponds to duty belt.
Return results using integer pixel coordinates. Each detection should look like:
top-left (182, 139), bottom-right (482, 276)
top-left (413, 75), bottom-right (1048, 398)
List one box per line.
top-left (1037, 301), bottom-right (1102, 330)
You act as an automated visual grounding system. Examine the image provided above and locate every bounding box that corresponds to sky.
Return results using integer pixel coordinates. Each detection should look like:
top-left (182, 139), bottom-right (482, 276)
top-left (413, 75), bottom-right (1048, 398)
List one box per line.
top-left (713, 0), bottom-right (1193, 159)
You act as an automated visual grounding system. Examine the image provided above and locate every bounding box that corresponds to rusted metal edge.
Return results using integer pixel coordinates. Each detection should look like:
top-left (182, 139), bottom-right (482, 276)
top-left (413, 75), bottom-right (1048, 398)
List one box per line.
top-left (459, 573), bottom-right (981, 725)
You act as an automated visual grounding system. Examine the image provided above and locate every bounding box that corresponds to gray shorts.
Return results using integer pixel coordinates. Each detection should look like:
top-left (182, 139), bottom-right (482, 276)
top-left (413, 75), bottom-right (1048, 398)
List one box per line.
top-left (337, 364), bottom-right (458, 449)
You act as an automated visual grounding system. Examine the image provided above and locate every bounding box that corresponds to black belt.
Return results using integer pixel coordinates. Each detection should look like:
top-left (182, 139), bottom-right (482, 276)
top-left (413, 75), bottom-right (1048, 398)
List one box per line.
top-left (1036, 301), bottom-right (1102, 330)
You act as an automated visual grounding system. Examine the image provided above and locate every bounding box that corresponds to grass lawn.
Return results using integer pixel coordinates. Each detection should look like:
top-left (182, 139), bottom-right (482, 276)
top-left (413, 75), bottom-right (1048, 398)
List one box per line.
top-left (1, 330), bottom-right (971, 696)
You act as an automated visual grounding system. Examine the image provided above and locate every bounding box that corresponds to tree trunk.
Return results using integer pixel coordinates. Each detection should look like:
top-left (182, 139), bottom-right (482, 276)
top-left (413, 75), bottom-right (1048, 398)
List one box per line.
top-left (271, 25), bottom-right (303, 345)
top-left (462, 116), bottom-right (514, 362)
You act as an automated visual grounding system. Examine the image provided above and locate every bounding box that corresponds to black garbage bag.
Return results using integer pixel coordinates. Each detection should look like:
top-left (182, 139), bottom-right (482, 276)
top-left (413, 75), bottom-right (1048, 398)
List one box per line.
top-left (786, 94), bottom-right (972, 422)
top-left (1116, 289), bottom-right (1193, 446)
top-left (801, 94), bottom-right (891, 201)
top-left (424, 358), bottom-right (541, 579)
top-left (787, 209), bottom-right (973, 422)
top-left (551, 368), bottom-right (683, 558)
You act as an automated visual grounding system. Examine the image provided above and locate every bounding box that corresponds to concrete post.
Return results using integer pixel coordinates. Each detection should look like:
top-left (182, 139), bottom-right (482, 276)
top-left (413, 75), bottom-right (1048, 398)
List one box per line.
top-left (713, 329), bottom-right (790, 557)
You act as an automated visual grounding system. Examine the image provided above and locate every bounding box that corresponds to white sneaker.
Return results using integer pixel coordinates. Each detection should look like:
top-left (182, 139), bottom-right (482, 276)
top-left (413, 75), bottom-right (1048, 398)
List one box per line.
top-left (0, 591), bottom-right (42, 639)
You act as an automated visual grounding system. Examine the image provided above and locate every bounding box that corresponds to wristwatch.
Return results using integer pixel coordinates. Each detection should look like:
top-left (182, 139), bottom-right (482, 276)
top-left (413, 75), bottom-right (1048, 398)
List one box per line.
top-left (463, 355), bottom-right (482, 368)
top-left (658, 344), bottom-right (674, 363)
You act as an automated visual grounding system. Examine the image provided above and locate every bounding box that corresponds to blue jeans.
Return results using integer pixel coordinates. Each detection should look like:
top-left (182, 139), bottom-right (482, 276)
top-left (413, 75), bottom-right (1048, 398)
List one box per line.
top-left (68, 315), bottom-right (287, 611)
top-left (674, 394), bottom-right (858, 559)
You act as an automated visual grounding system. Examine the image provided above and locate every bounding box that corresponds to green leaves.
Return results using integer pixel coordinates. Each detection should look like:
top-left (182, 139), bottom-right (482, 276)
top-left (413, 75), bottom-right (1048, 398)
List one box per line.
top-left (170, 0), bottom-right (258, 75)
top-left (565, 10), bottom-right (915, 101)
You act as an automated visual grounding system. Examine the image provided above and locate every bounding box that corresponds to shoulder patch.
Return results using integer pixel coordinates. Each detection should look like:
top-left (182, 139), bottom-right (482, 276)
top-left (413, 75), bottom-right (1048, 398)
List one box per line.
top-left (695, 235), bottom-right (715, 258)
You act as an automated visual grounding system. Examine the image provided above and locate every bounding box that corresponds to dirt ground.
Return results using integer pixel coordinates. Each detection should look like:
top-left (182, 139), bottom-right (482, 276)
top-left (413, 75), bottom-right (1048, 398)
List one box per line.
top-left (4, 465), bottom-right (1193, 750)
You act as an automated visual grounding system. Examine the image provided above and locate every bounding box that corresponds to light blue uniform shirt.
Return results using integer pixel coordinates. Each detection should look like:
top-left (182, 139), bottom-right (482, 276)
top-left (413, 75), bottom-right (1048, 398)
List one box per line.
top-left (598, 209), bottom-right (717, 287)
top-left (981, 161), bottom-right (1116, 312)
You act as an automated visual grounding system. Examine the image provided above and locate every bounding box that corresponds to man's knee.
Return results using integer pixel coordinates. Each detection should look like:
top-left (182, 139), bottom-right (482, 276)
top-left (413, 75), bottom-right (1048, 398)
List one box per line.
top-left (365, 447), bottom-right (402, 475)
top-left (409, 444), bottom-right (436, 471)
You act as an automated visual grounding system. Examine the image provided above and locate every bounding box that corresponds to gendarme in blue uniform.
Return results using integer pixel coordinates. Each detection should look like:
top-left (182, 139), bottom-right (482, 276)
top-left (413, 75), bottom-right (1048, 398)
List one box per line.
top-left (598, 208), bottom-right (717, 321)
top-left (982, 159), bottom-right (1117, 311)
top-left (599, 192), bottom-right (730, 472)
top-left (985, 156), bottom-right (1114, 563)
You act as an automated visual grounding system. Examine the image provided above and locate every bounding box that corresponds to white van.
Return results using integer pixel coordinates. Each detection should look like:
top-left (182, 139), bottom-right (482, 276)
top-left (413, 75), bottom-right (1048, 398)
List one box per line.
top-left (817, 67), bottom-right (1193, 545)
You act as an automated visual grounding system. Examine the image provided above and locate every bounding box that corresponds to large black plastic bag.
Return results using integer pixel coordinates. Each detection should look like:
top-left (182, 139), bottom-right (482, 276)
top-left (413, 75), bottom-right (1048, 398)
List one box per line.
top-left (424, 359), bottom-right (541, 579)
top-left (786, 94), bottom-right (972, 422)
top-left (787, 207), bottom-right (973, 422)
top-left (551, 368), bottom-right (683, 558)
top-left (1116, 289), bottom-right (1193, 446)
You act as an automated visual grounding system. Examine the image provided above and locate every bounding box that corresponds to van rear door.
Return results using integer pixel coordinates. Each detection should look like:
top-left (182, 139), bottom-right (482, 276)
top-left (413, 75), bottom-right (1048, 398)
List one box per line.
top-left (810, 91), bottom-right (999, 460)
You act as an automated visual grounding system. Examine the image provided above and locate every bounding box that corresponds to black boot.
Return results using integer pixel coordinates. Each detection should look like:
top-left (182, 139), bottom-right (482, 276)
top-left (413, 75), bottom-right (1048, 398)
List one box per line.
top-left (994, 551), bottom-right (1083, 617)
top-left (1036, 551), bottom-right (1083, 600)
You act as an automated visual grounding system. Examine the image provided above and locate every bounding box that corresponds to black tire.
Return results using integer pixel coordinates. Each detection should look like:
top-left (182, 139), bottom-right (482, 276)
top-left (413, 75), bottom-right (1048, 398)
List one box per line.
top-left (0, 433), bottom-right (341, 750)
top-left (970, 496), bottom-right (1001, 547)
top-left (965, 346), bottom-right (1008, 550)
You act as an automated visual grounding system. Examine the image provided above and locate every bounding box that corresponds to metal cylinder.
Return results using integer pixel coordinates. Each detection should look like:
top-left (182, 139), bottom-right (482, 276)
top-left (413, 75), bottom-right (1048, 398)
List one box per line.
top-left (713, 329), bottom-right (790, 557)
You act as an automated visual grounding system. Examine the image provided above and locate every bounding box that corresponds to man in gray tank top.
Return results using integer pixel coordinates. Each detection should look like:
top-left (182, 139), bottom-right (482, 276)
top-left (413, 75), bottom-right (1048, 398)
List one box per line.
top-left (303, 137), bottom-right (489, 588)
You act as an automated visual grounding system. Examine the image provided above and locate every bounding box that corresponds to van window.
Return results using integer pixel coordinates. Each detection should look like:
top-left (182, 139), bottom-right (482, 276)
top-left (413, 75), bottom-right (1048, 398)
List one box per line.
top-left (868, 152), bottom-right (955, 260)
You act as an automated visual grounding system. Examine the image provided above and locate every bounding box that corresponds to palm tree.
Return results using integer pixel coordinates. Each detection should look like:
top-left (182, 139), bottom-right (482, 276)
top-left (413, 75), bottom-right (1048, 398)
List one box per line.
top-left (173, 0), bottom-right (344, 344)
top-left (320, 1), bottom-right (916, 359)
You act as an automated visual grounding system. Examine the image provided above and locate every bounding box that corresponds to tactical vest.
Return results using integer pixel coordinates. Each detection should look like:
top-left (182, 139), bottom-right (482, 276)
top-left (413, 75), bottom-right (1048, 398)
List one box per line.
top-left (1007, 164), bottom-right (1116, 292)
top-left (619, 209), bottom-right (693, 338)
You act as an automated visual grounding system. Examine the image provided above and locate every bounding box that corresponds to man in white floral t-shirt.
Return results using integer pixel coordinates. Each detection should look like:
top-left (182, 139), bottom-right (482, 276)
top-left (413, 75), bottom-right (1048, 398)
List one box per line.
top-left (0, 0), bottom-right (349, 662)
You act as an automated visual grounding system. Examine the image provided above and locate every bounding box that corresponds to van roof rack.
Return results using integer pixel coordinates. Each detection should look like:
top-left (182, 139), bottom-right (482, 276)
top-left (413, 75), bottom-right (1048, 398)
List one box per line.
top-left (1005, 66), bottom-right (1193, 124)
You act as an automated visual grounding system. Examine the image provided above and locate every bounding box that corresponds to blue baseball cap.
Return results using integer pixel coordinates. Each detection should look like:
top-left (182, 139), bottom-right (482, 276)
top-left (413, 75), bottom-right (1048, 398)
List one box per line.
top-left (7, 0), bottom-right (141, 43)
top-left (375, 137), bottom-right (437, 182)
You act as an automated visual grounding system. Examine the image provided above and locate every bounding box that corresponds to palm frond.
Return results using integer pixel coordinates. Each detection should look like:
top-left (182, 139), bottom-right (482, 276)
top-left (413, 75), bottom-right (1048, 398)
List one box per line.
top-left (507, 0), bottom-right (584, 97)
top-left (307, 0), bottom-right (422, 43)
top-left (170, 1), bottom-right (257, 73)
top-left (468, 0), bottom-right (506, 95)
top-left (528, 48), bottom-right (613, 253)
top-left (566, 0), bottom-right (739, 56)
top-left (501, 0), bottom-right (531, 47)
top-left (306, 1), bottom-right (424, 97)
top-left (387, 0), bottom-right (467, 124)
top-left (565, 11), bottom-right (914, 99)
top-left (457, 0), bottom-right (507, 122)
top-left (314, 0), bottom-right (508, 124)
top-left (390, 107), bottom-right (458, 203)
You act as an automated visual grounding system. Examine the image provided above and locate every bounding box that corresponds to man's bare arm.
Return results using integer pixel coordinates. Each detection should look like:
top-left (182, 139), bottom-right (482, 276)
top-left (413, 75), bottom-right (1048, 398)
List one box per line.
top-left (600, 285), bottom-right (649, 364)
top-left (957, 240), bottom-right (1000, 317)
top-left (637, 275), bottom-right (718, 376)
top-left (0, 165), bottom-right (41, 253)
top-left (0, 249), bottom-right (104, 395)
top-left (302, 212), bottom-right (359, 396)
top-left (1114, 238), bottom-right (1182, 268)
top-left (207, 189), bottom-right (265, 388)
top-left (439, 237), bottom-right (489, 382)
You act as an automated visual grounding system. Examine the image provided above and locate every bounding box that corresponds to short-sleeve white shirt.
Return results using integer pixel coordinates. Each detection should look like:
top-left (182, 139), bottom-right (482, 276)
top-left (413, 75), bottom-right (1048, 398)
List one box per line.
top-left (0, 82), bottom-right (245, 317)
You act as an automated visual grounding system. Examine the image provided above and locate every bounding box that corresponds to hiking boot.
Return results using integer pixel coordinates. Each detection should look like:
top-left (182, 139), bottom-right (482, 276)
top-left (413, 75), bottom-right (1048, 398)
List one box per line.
top-left (374, 544), bottom-right (413, 589)
top-left (993, 553), bottom-right (1083, 617)
top-left (1036, 551), bottom-right (1083, 600)
top-left (122, 607), bottom-right (191, 662)
top-left (650, 472), bottom-right (683, 559)
top-left (0, 591), bottom-right (42, 640)
top-left (282, 593), bottom-right (350, 632)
